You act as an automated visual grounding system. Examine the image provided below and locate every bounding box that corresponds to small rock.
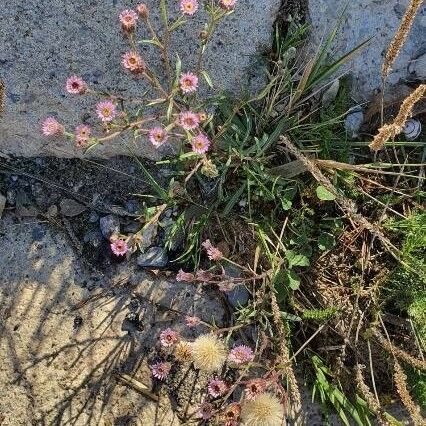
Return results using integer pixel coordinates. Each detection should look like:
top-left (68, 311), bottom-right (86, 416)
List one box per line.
top-left (60, 198), bottom-right (87, 217)
top-left (322, 79), bottom-right (340, 107)
top-left (344, 106), bottom-right (364, 139)
top-left (137, 247), bottom-right (168, 269)
top-left (402, 118), bottom-right (422, 141)
top-left (227, 285), bottom-right (250, 308)
top-left (88, 211), bottom-right (99, 223)
top-left (83, 230), bottom-right (104, 248)
top-left (6, 189), bottom-right (16, 206)
top-left (46, 205), bottom-right (58, 217)
top-left (0, 193), bottom-right (6, 218)
top-left (408, 54), bottom-right (426, 80)
top-left (125, 200), bottom-right (139, 214)
top-left (99, 214), bottom-right (120, 239)
top-left (139, 223), bottom-right (158, 250)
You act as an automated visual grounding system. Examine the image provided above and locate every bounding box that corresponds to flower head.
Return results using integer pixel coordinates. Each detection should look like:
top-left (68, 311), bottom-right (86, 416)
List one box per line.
top-left (208, 378), bottom-right (228, 398)
top-left (245, 378), bottom-right (267, 400)
top-left (159, 328), bottom-right (180, 347)
top-left (191, 334), bottom-right (227, 373)
top-left (198, 111), bottom-right (208, 122)
top-left (42, 117), bottom-right (64, 136)
top-left (197, 402), bottom-right (213, 420)
top-left (119, 9), bottom-right (138, 32)
top-left (223, 402), bottom-right (241, 426)
top-left (180, 0), bottom-right (199, 15)
top-left (174, 341), bottom-right (192, 363)
top-left (241, 393), bottom-right (285, 426)
top-left (179, 111), bottom-right (200, 130)
top-left (228, 345), bottom-right (254, 365)
top-left (220, 0), bottom-right (237, 10)
top-left (122, 51), bottom-right (146, 74)
top-left (176, 269), bottom-right (195, 282)
top-left (75, 124), bottom-right (91, 147)
top-left (150, 361), bottom-right (171, 380)
top-left (201, 159), bottom-right (219, 178)
top-left (66, 75), bottom-right (87, 95)
top-left (96, 100), bottom-right (117, 122)
top-left (191, 134), bottom-right (211, 154)
top-left (110, 239), bottom-right (128, 256)
top-left (136, 3), bottom-right (149, 18)
top-left (195, 269), bottom-right (214, 282)
top-left (148, 126), bottom-right (168, 147)
top-left (202, 239), bottom-right (223, 261)
top-left (180, 72), bottom-right (198, 94)
top-left (185, 315), bottom-right (201, 327)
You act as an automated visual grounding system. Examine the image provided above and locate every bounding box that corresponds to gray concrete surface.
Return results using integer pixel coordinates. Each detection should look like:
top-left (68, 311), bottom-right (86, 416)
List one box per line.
top-left (309, 0), bottom-right (426, 101)
top-left (0, 0), bottom-right (280, 159)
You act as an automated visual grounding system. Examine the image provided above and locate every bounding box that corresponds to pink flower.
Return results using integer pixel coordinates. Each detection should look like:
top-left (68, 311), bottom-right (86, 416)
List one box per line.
top-left (202, 239), bottom-right (223, 261)
top-left (191, 134), bottom-right (211, 154)
top-left (185, 315), bottom-right (201, 327)
top-left (75, 124), bottom-right (91, 147)
top-left (150, 361), bottom-right (171, 380)
top-left (179, 111), bottom-right (200, 130)
top-left (41, 117), bottom-right (64, 136)
top-left (136, 3), bottom-right (149, 18)
top-left (159, 328), bottom-right (180, 347)
top-left (148, 127), bottom-right (168, 147)
top-left (119, 9), bottom-right (138, 31)
top-left (180, 72), bottom-right (198, 94)
top-left (245, 378), bottom-right (267, 400)
top-left (110, 239), bottom-right (128, 256)
top-left (122, 51), bottom-right (146, 74)
top-left (66, 75), bottom-right (87, 95)
top-left (208, 378), bottom-right (228, 398)
top-left (96, 100), bottom-right (117, 122)
top-left (195, 269), bottom-right (214, 282)
top-left (228, 345), bottom-right (254, 365)
top-left (180, 0), bottom-right (199, 15)
top-left (176, 269), bottom-right (195, 282)
top-left (197, 402), bottom-right (213, 420)
top-left (219, 0), bottom-right (237, 10)
top-left (223, 403), bottom-right (241, 425)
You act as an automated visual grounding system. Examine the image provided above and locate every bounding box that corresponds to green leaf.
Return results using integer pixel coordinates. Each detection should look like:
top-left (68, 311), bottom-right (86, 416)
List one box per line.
top-left (316, 185), bottom-right (336, 201)
top-left (159, 0), bottom-right (168, 25)
top-left (286, 250), bottom-right (310, 267)
top-left (200, 70), bottom-right (214, 88)
top-left (138, 39), bottom-right (163, 49)
top-left (286, 270), bottom-right (301, 290)
top-left (318, 233), bottom-right (335, 251)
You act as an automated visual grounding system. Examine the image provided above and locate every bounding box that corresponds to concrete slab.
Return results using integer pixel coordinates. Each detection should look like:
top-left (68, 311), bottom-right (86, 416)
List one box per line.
top-left (0, 0), bottom-right (281, 159)
top-left (309, 0), bottom-right (426, 101)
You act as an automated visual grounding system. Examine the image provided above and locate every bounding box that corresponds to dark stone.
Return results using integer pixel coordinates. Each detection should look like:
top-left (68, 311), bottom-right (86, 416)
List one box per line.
top-left (60, 198), bottom-right (87, 217)
top-left (137, 247), bottom-right (168, 269)
top-left (99, 214), bottom-right (120, 239)
top-left (227, 285), bottom-right (250, 308)
top-left (73, 316), bottom-right (83, 329)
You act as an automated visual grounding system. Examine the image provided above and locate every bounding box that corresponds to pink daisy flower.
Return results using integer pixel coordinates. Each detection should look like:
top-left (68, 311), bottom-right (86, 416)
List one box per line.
top-left (208, 378), bottom-right (228, 398)
top-left (159, 328), bottom-right (180, 347)
top-left (176, 269), bottom-right (195, 282)
top-left (180, 0), bottom-right (199, 15)
top-left (191, 134), bottom-right (211, 154)
top-left (148, 127), bottom-right (168, 147)
top-left (96, 100), bottom-right (117, 122)
top-left (136, 3), bottom-right (149, 18)
top-left (185, 315), bottom-right (201, 327)
top-left (202, 239), bottom-right (223, 261)
top-left (110, 239), bottom-right (128, 256)
top-left (150, 361), bottom-right (171, 380)
top-left (180, 72), bottom-right (198, 94)
top-left (66, 75), bottom-right (87, 95)
top-left (122, 51), bottom-right (146, 74)
top-left (244, 378), bottom-right (268, 400)
top-left (119, 9), bottom-right (138, 31)
top-left (179, 111), bottom-right (200, 130)
top-left (228, 345), bottom-right (254, 365)
top-left (41, 117), bottom-right (64, 136)
top-left (197, 402), bottom-right (213, 420)
top-left (219, 0), bottom-right (237, 10)
top-left (75, 124), bottom-right (91, 147)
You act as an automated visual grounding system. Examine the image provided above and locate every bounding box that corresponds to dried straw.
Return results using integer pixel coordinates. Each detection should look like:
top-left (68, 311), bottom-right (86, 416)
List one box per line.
top-left (370, 84), bottom-right (426, 151)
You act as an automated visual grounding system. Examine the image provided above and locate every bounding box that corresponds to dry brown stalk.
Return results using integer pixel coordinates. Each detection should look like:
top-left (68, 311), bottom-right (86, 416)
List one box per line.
top-left (281, 136), bottom-right (400, 258)
top-left (374, 331), bottom-right (426, 371)
top-left (269, 282), bottom-right (301, 420)
top-left (355, 364), bottom-right (390, 426)
top-left (382, 0), bottom-right (424, 79)
top-left (393, 362), bottom-right (425, 426)
top-left (370, 84), bottom-right (426, 151)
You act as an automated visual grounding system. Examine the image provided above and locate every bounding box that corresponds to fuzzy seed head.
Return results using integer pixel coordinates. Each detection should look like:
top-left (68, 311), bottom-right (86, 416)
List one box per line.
top-left (191, 334), bottom-right (227, 373)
